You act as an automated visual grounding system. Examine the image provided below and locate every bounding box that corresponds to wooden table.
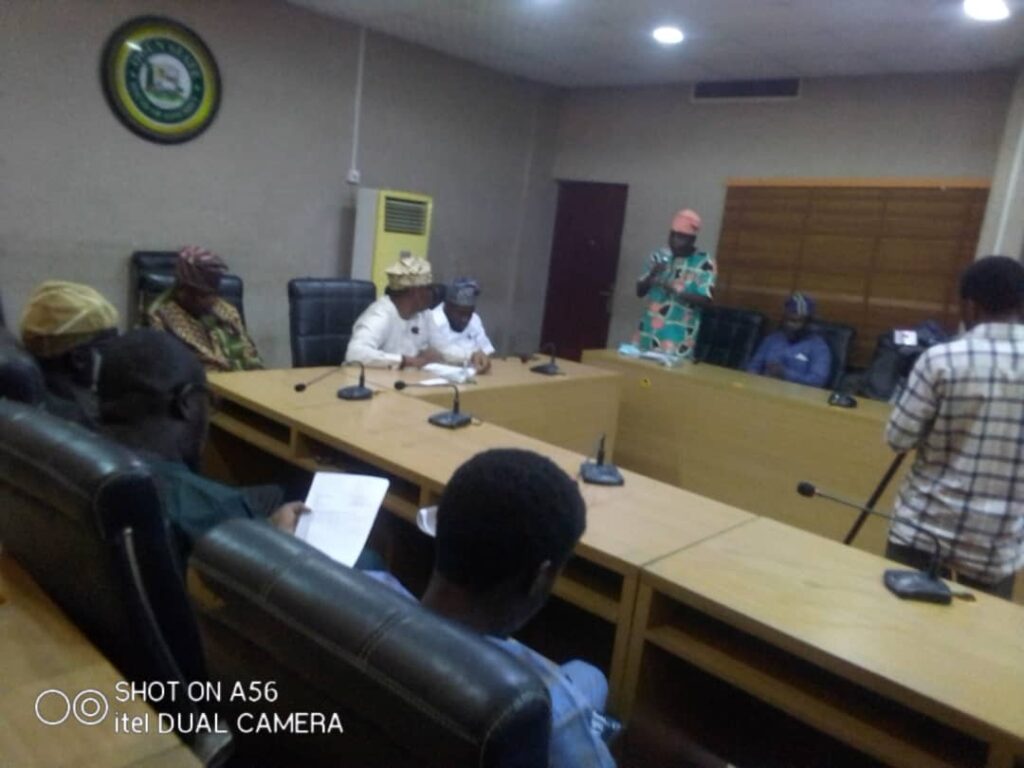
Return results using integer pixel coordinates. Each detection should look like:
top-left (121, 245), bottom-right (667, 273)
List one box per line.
top-left (283, 356), bottom-right (622, 458)
top-left (0, 556), bottom-right (199, 768)
top-left (581, 350), bottom-right (906, 555)
top-left (622, 518), bottom-right (1024, 768)
top-left (205, 369), bottom-right (752, 713)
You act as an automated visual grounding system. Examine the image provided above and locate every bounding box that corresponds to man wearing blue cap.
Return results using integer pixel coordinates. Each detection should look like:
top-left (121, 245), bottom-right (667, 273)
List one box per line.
top-left (430, 277), bottom-right (495, 374)
top-left (746, 292), bottom-right (832, 388)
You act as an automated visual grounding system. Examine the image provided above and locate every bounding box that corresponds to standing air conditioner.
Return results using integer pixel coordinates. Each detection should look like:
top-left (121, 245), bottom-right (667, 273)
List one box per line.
top-left (352, 188), bottom-right (433, 294)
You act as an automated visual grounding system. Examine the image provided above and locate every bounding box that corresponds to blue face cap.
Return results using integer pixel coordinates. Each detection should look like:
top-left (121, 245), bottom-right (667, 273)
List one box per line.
top-left (447, 278), bottom-right (481, 308)
top-left (784, 292), bottom-right (815, 318)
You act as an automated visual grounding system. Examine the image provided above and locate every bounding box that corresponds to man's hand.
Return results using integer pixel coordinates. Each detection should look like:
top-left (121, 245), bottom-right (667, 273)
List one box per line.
top-left (402, 348), bottom-right (444, 369)
top-left (268, 501), bottom-right (309, 534)
top-left (470, 350), bottom-right (492, 374)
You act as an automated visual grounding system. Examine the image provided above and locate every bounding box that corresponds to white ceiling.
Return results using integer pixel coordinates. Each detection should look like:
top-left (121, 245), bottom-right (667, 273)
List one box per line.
top-left (289, 0), bottom-right (1024, 87)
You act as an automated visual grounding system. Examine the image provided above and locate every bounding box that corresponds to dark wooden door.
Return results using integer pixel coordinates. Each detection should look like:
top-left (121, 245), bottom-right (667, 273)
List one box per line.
top-left (540, 181), bottom-right (628, 360)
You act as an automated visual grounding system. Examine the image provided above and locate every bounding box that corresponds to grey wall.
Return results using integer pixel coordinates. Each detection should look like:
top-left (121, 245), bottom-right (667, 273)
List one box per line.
top-left (553, 72), bottom-right (1015, 346)
top-left (0, 0), bottom-right (558, 365)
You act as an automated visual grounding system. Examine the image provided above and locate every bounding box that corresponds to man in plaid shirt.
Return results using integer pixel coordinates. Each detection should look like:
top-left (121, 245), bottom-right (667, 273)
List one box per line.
top-left (886, 256), bottom-right (1024, 598)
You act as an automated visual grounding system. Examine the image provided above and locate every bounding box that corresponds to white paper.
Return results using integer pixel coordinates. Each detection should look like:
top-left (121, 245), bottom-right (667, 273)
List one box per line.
top-left (295, 473), bottom-right (389, 567)
top-left (417, 505), bottom-right (438, 537)
top-left (421, 363), bottom-right (477, 383)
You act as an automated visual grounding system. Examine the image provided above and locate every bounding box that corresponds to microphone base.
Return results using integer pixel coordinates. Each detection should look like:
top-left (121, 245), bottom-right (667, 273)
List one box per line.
top-left (428, 411), bottom-right (473, 429)
top-left (337, 385), bottom-right (373, 401)
top-left (530, 362), bottom-right (562, 376)
top-left (883, 569), bottom-right (952, 604)
top-left (580, 461), bottom-right (624, 486)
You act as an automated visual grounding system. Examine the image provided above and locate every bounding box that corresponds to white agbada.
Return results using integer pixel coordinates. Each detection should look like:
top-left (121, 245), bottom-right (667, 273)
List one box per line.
top-left (345, 296), bottom-right (431, 368)
top-left (429, 304), bottom-right (496, 364)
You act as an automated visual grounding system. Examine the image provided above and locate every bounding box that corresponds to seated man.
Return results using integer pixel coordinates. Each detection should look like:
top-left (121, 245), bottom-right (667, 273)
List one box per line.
top-left (372, 449), bottom-right (616, 768)
top-left (345, 252), bottom-right (443, 369)
top-left (20, 280), bottom-right (120, 426)
top-left (746, 292), bottom-right (831, 387)
top-left (97, 329), bottom-right (303, 558)
top-left (429, 277), bottom-right (495, 373)
top-left (147, 246), bottom-right (263, 372)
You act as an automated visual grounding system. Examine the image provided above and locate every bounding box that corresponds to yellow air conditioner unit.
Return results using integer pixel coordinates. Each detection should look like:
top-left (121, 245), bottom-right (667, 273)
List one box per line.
top-left (352, 188), bottom-right (433, 294)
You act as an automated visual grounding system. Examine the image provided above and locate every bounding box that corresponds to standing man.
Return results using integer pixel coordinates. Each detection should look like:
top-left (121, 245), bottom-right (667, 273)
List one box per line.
top-left (885, 255), bottom-right (1024, 598)
top-left (634, 209), bottom-right (717, 359)
top-left (345, 252), bottom-right (443, 369)
top-left (147, 246), bottom-right (263, 372)
top-left (429, 277), bottom-right (495, 373)
top-left (746, 292), bottom-right (832, 388)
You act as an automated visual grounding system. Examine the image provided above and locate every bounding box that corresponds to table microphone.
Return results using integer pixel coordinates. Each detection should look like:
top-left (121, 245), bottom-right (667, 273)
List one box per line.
top-left (579, 433), bottom-right (624, 486)
top-left (394, 381), bottom-right (472, 429)
top-left (293, 361), bottom-right (372, 400)
top-left (530, 342), bottom-right (562, 376)
top-left (796, 481), bottom-right (951, 604)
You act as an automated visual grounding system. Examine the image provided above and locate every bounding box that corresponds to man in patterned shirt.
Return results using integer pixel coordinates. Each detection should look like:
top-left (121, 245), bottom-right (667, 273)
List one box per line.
top-left (147, 246), bottom-right (263, 372)
top-left (634, 208), bottom-right (716, 359)
top-left (885, 256), bottom-right (1024, 598)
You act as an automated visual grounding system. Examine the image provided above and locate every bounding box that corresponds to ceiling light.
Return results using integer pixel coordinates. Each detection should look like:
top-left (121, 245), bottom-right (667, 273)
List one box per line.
top-left (963, 0), bottom-right (1010, 21)
top-left (652, 26), bottom-right (684, 45)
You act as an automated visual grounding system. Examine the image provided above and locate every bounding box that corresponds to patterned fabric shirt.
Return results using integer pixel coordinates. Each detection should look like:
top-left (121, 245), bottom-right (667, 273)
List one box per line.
top-left (634, 248), bottom-right (716, 359)
top-left (147, 292), bottom-right (263, 372)
top-left (886, 322), bottom-right (1024, 583)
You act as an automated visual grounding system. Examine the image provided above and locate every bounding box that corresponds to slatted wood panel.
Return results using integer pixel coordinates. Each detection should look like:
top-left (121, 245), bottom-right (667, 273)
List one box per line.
top-left (716, 183), bottom-right (988, 366)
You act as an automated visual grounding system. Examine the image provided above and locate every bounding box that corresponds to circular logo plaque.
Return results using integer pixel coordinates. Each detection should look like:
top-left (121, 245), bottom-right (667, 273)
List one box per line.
top-left (101, 17), bottom-right (221, 144)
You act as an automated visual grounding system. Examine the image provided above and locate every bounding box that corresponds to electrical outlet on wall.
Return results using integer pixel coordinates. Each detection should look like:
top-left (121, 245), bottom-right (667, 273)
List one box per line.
top-left (346, 168), bottom-right (361, 185)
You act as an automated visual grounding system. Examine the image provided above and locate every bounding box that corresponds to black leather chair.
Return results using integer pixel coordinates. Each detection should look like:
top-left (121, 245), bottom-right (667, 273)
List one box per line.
top-left (130, 251), bottom-right (246, 326)
top-left (0, 339), bottom-right (46, 405)
top-left (0, 401), bottom-right (228, 763)
top-left (805, 320), bottom-right (856, 390)
top-left (695, 305), bottom-right (766, 369)
top-left (288, 278), bottom-right (376, 367)
top-left (189, 519), bottom-right (551, 768)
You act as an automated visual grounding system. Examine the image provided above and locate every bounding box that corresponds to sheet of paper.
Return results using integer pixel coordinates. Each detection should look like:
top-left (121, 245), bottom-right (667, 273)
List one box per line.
top-left (295, 473), bottom-right (389, 567)
top-left (421, 363), bottom-right (477, 383)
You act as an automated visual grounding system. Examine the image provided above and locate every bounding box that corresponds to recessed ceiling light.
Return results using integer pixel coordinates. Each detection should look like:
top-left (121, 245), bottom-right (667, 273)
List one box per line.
top-left (963, 0), bottom-right (1010, 21)
top-left (652, 26), bottom-right (684, 45)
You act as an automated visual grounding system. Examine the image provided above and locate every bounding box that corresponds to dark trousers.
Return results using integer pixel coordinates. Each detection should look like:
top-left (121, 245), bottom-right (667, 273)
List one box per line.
top-left (885, 540), bottom-right (1015, 599)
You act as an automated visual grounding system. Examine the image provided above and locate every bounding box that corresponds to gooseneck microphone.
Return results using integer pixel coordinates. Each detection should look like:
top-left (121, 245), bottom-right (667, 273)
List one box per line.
top-left (579, 433), bottom-right (624, 486)
top-left (796, 481), bottom-right (951, 604)
top-left (530, 342), bottom-right (562, 376)
top-left (294, 361), bottom-right (373, 401)
top-left (394, 380), bottom-right (472, 429)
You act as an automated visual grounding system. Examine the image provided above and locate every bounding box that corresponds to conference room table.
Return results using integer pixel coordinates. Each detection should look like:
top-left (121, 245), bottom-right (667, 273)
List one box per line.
top-left (0, 556), bottom-right (199, 768)
top-left (581, 349), bottom-right (907, 555)
top-left (291, 356), bottom-right (622, 457)
top-left (622, 518), bottom-right (1024, 768)
top-left (205, 366), bottom-right (752, 713)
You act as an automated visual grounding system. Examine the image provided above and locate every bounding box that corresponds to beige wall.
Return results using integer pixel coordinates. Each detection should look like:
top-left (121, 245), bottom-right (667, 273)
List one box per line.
top-left (552, 72), bottom-right (1015, 346)
top-left (0, 0), bottom-right (558, 365)
top-left (977, 68), bottom-right (1024, 261)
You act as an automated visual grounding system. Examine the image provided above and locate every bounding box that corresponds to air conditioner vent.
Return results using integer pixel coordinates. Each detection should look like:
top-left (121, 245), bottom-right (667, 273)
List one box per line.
top-left (384, 197), bottom-right (429, 235)
top-left (693, 78), bottom-right (800, 102)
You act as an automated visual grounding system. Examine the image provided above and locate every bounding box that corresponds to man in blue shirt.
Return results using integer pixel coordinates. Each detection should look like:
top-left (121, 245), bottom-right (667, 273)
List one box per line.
top-left (747, 292), bottom-right (832, 388)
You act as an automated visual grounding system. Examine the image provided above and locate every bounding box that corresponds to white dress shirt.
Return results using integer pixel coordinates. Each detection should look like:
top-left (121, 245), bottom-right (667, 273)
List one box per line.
top-left (429, 305), bottom-right (496, 364)
top-left (345, 296), bottom-right (431, 368)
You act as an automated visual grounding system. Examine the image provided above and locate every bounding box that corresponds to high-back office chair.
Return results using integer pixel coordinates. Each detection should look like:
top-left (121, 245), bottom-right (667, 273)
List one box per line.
top-left (0, 401), bottom-right (229, 764)
top-left (805, 320), bottom-right (856, 390)
top-left (695, 305), bottom-right (766, 369)
top-left (189, 520), bottom-right (551, 768)
top-left (130, 251), bottom-right (246, 326)
top-left (287, 278), bottom-right (376, 367)
top-left (0, 339), bottom-right (46, 405)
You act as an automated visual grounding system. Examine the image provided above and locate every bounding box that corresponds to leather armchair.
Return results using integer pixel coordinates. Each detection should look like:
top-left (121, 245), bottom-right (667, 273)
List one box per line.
top-left (0, 338), bottom-right (46, 405)
top-left (130, 251), bottom-right (246, 326)
top-left (805, 320), bottom-right (856, 390)
top-left (188, 519), bottom-right (551, 768)
top-left (288, 278), bottom-right (376, 367)
top-left (0, 401), bottom-right (228, 763)
top-left (695, 305), bottom-right (766, 369)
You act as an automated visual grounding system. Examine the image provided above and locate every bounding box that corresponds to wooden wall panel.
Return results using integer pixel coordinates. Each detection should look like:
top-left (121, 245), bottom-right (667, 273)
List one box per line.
top-left (716, 182), bottom-right (988, 367)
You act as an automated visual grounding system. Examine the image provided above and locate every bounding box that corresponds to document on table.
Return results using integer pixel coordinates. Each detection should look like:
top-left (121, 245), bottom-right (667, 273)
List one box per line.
top-left (421, 363), bottom-right (477, 383)
top-left (295, 472), bottom-right (389, 567)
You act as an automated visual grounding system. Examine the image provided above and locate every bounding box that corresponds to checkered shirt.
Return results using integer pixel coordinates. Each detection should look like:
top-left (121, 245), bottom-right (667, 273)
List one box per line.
top-left (886, 323), bottom-right (1024, 583)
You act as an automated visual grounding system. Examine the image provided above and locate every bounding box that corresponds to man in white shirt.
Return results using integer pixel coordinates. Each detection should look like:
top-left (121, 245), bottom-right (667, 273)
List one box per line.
top-left (430, 277), bottom-right (496, 373)
top-left (345, 253), bottom-right (443, 369)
